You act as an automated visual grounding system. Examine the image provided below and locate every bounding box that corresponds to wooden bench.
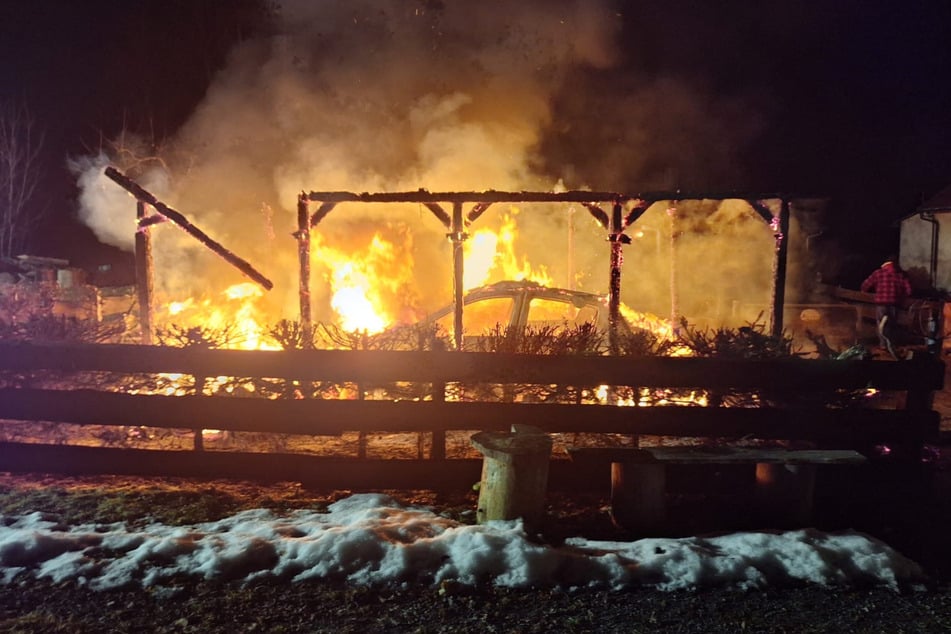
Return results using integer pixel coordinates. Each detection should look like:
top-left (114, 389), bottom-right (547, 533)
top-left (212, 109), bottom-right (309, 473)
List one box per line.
top-left (569, 446), bottom-right (868, 533)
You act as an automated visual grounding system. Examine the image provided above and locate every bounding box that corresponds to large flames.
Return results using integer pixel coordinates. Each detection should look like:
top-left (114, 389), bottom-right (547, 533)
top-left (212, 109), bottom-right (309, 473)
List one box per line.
top-left (318, 231), bottom-right (410, 334)
top-left (316, 209), bottom-right (554, 335)
top-left (154, 208), bottom-right (566, 347)
top-left (149, 206), bottom-right (682, 357)
top-left (161, 282), bottom-right (276, 350)
top-left (464, 210), bottom-right (553, 290)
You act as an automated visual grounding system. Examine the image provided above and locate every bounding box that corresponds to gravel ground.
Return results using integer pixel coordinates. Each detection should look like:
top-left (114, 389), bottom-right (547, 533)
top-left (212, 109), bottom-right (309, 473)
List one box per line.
top-left (2, 472), bottom-right (951, 633)
top-left (4, 576), bottom-right (951, 633)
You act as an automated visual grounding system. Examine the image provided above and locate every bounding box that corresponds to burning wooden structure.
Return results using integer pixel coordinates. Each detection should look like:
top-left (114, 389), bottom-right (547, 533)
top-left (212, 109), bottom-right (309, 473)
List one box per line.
top-left (104, 167), bottom-right (274, 343)
top-left (100, 166), bottom-right (804, 347)
top-left (297, 190), bottom-right (792, 349)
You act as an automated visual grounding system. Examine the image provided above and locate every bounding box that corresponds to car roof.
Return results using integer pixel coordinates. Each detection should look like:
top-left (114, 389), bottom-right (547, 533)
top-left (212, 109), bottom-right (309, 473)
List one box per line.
top-left (465, 280), bottom-right (607, 303)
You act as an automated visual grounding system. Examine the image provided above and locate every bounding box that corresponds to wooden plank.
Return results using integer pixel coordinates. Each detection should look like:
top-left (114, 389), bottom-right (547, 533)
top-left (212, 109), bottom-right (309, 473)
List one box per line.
top-left (0, 342), bottom-right (944, 391)
top-left (0, 388), bottom-right (938, 443)
top-left (568, 446), bottom-right (867, 465)
top-left (0, 442), bottom-right (484, 490)
top-left (645, 447), bottom-right (867, 464)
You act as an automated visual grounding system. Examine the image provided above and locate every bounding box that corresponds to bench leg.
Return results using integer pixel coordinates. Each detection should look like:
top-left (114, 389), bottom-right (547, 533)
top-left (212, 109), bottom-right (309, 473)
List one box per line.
top-left (754, 463), bottom-right (817, 527)
top-left (610, 462), bottom-right (667, 534)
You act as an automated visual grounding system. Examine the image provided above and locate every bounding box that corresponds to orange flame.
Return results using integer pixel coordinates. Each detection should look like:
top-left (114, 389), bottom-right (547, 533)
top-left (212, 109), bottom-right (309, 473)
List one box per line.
top-left (463, 230), bottom-right (499, 289)
top-left (464, 209), bottom-right (552, 289)
top-left (158, 282), bottom-right (276, 350)
top-left (314, 231), bottom-right (413, 333)
top-left (314, 211), bottom-right (553, 333)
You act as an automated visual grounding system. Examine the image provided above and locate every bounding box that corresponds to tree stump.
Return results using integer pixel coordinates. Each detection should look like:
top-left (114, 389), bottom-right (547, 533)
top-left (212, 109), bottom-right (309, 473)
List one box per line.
top-left (470, 425), bottom-right (552, 532)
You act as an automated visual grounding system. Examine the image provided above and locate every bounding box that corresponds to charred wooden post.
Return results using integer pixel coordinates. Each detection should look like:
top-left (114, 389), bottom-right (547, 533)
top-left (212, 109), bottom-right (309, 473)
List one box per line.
top-left (749, 198), bottom-right (787, 337)
top-left (423, 202), bottom-right (451, 228)
top-left (301, 190), bottom-right (799, 207)
top-left (296, 193), bottom-right (312, 347)
top-left (418, 200), bottom-right (471, 350)
top-left (104, 167), bottom-right (273, 291)
top-left (299, 200), bottom-right (339, 346)
top-left (134, 201), bottom-right (154, 345)
top-left (449, 202), bottom-right (467, 351)
top-left (466, 201), bottom-right (493, 224)
top-left (668, 202), bottom-right (680, 331)
top-left (607, 200), bottom-right (629, 355)
top-left (582, 201), bottom-right (609, 230)
top-left (771, 199), bottom-right (790, 338)
top-left (567, 206), bottom-right (576, 290)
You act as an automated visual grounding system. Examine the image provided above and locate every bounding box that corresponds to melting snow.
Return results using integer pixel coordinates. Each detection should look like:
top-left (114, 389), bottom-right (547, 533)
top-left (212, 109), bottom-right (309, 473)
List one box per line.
top-left (0, 493), bottom-right (925, 592)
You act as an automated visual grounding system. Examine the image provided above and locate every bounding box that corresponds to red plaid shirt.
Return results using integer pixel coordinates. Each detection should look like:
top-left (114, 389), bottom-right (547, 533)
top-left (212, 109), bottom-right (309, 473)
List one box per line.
top-left (861, 263), bottom-right (911, 305)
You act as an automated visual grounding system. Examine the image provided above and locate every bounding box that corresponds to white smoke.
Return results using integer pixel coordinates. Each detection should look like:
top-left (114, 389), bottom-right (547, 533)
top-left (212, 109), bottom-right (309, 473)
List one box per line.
top-left (70, 153), bottom-right (170, 252)
top-left (71, 1), bottom-right (622, 323)
top-left (71, 2), bottom-right (813, 335)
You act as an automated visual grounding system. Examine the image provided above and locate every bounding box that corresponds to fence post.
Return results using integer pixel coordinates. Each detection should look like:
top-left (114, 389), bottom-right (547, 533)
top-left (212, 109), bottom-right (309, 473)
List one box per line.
top-left (430, 377), bottom-right (446, 460)
top-left (430, 342), bottom-right (447, 460)
top-left (134, 200), bottom-right (154, 345)
top-left (192, 374), bottom-right (207, 451)
top-left (356, 381), bottom-right (367, 459)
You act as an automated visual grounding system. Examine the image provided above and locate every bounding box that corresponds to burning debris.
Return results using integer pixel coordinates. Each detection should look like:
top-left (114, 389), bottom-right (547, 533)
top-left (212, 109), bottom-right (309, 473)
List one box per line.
top-left (104, 167), bottom-right (274, 291)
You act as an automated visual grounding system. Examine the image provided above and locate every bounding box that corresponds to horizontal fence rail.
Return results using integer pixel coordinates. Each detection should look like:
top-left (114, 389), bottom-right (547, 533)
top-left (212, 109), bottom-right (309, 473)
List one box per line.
top-left (0, 342), bottom-right (944, 489)
top-left (0, 388), bottom-right (939, 442)
top-left (0, 342), bottom-right (944, 391)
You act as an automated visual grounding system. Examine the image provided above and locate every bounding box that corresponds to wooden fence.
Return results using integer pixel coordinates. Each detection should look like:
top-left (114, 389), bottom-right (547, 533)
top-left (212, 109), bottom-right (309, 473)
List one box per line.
top-left (0, 342), bottom-right (944, 491)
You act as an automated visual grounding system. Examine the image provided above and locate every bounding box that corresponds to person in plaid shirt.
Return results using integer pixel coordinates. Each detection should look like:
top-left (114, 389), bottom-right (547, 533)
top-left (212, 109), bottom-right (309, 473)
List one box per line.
top-left (861, 254), bottom-right (912, 356)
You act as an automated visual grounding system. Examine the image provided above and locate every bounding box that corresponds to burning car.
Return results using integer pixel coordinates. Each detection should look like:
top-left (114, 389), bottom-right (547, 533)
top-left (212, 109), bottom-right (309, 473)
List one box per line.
top-left (426, 280), bottom-right (613, 333)
top-left (417, 280), bottom-right (670, 350)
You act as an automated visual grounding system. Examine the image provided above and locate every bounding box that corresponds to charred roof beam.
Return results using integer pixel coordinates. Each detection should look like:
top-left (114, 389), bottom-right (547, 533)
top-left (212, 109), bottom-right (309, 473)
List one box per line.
top-left (302, 189), bottom-right (796, 205)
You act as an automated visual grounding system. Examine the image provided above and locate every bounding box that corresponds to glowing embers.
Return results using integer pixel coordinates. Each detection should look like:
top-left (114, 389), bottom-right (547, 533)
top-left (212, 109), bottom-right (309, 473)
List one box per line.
top-left (595, 385), bottom-right (710, 407)
top-left (159, 282), bottom-right (277, 350)
top-left (619, 304), bottom-right (674, 341)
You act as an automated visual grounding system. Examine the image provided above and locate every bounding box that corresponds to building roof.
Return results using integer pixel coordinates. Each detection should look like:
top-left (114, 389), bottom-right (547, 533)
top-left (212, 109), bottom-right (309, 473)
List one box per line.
top-left (919, 183), bottom-right (951, 213)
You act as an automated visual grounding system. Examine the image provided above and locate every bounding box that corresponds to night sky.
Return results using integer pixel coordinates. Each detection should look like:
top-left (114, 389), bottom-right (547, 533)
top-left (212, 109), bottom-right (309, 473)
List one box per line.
top-left (0, 0), bottom-right (271, 271)
top-left (2, 0), bottom-right (950, 274)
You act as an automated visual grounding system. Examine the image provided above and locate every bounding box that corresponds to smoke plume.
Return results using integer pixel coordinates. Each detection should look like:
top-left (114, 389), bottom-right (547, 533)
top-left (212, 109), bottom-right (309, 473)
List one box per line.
top-left (72, 1), bottom-right (810, 334)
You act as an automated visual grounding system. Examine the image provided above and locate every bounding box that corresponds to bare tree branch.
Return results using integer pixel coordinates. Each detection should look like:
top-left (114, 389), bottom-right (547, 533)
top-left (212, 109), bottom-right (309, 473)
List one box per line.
top-left (0, 100), bottom-right (46, 259)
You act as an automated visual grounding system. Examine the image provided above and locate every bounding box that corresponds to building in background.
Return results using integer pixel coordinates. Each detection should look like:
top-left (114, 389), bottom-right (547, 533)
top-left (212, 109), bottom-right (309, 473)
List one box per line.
top-left (900, 184), bottom-right (951, 295)
top-left (0, 255), bottom-right (134, 328)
